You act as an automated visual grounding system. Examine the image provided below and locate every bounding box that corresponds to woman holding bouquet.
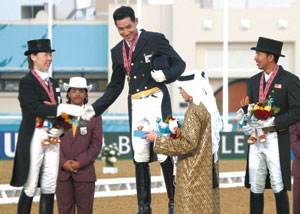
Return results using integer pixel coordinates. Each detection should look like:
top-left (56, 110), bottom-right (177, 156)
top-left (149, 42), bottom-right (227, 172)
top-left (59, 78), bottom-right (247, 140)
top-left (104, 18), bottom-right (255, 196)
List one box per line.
top-left (56, 77), bottom-right (103, 214)
top-left (10, 39), bottom-right (82, 214)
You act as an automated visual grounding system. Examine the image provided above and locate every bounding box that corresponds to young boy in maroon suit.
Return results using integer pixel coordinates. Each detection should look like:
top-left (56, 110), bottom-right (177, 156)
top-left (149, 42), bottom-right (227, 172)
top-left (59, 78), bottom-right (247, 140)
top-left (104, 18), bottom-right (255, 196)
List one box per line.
top-left (56, 77), bottom-right (103, 213)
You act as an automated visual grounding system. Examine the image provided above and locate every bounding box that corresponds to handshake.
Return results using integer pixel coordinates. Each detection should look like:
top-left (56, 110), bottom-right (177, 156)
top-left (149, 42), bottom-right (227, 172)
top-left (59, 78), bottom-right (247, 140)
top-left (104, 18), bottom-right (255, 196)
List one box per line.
top-left (57, 103), bottom-right (96, 121)
top-left (47, 104), bottom-right (96, 139)
top-left (81, 105), bottom-right (96, 121)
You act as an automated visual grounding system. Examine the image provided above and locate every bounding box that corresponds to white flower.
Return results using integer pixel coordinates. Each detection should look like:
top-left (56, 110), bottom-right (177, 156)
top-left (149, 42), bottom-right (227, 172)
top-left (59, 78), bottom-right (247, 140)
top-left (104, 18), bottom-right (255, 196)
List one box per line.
top-left (109, 157), bottom-right (117, 163)
top-left (100, 144), bottom-right (121, 167)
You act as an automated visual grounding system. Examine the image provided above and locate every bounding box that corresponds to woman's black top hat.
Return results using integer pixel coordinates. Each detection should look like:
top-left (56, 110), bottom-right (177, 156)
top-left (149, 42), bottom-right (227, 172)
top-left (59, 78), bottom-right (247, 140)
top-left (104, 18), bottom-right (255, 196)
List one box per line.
top-left (251, 37), bottom-right (285, 57)
top-left (24, 39), bottom-right (55, 56)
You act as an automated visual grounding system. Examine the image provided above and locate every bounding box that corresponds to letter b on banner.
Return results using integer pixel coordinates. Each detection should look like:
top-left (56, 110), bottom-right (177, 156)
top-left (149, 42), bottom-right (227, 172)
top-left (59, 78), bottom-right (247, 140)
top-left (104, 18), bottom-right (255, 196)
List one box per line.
top-left (119, 136), bottom-right (130, 154)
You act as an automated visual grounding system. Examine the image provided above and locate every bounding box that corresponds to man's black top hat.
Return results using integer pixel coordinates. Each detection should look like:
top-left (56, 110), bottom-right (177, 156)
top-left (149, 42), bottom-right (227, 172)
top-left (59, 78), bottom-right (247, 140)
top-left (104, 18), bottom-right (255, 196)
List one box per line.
top-left (24, 39), bottom-right (55, 56)
top-left (251, 37), bottom-right (285, 57)
top-left (150, 53), bottom-right (171, 71)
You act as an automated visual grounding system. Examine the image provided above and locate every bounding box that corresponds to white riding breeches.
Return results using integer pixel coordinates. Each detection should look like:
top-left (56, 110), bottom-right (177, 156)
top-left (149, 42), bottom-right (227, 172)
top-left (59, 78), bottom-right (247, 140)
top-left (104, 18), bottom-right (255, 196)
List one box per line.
top-left (23, 127), bottom-right (60, 197)
top-left (248, 132), bottom-right (283, 194)
top-left (131, 90), bottom-right (168, 163)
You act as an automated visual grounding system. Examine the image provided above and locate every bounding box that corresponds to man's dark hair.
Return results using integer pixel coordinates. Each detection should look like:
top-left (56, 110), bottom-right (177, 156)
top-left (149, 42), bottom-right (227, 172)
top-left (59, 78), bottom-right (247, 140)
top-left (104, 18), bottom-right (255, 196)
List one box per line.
top-left (273, 55), bottom-right (279, 64)
top-left (113, 6), bottom-right (135, 23)
top-left (267, 53), bottom-right (279, 64)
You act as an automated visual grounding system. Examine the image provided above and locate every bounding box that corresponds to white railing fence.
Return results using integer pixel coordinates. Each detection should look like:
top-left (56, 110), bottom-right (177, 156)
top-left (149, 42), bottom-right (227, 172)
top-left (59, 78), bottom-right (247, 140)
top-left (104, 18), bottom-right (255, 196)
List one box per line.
top-left (0, 171), bottom-right (247, 204)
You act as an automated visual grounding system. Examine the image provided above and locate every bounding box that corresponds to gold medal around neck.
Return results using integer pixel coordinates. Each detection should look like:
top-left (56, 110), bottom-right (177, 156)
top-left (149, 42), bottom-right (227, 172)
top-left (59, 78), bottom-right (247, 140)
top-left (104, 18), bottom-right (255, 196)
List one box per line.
top-left (127, 75), bottom-right (131, 82)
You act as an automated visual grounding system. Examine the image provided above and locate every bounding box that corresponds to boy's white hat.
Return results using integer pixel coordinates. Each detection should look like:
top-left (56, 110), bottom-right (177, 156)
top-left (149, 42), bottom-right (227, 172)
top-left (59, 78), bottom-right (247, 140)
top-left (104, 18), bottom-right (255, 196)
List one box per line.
top-left (63, 77), bottom-right (92, 92)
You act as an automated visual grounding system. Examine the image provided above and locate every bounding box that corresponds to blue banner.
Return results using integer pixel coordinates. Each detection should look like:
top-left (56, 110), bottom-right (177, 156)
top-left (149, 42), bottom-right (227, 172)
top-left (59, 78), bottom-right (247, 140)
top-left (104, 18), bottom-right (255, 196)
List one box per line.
top-left (0, 131), bottom-right (251, 160)
top-left (0, 131), bottom-right (18, 159)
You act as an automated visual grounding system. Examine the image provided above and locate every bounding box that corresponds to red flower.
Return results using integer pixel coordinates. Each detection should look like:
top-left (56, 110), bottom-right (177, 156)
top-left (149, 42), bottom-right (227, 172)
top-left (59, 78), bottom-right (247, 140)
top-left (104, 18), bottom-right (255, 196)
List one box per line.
top-left (170, 133), bottom-right (176, 139)
top-left (255, 110), bottom-right (263, 119)
top-left (251, 98), bottom-right (280, 121)
top-left (63, 123), bottom-right (72, 131)
top-left (36, 121), bottom-right (44, 128)
top-left (168, 117), bottom-right (175, 123)
top-left (262, 110), bottom-right (270, 120)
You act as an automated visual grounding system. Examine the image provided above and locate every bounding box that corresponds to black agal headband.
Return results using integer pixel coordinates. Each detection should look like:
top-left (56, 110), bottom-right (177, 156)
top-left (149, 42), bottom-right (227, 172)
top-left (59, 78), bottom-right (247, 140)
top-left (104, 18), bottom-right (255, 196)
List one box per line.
top-left (177, 74), bottom-right (195, 81)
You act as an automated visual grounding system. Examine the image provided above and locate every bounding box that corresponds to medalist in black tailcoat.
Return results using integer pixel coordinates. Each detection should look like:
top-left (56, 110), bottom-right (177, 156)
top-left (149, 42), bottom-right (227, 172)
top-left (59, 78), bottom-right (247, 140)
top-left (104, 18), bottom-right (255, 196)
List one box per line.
top-left (10, 72), bottom-right (61, 187)
top-left (92, 29), bottom-right (186, 161)
top-left (245, 65), bottom-right (300, 190)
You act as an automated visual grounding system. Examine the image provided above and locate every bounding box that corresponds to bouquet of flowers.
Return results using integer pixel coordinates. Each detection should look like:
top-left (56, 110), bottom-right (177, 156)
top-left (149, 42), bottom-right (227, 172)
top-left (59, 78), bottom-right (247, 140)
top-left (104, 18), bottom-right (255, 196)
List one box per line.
top-left (100, 143), bottom-right (120, 167)
top-left (156, 115), bottom-right (181, 139)
top-left (52, 113), bottom-right (87, 134)
top-left (36, 113), bottom-right (87, 146)
top-left (251, 98), bottom-right (280, 121)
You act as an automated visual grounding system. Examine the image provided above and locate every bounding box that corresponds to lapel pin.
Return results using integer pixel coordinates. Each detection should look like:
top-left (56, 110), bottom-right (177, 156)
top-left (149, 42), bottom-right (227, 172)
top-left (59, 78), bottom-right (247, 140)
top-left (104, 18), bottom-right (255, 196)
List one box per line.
top-left (274, 84), bottom-right (282, 89)
top-left (80, 127), bottom-right (87, 136)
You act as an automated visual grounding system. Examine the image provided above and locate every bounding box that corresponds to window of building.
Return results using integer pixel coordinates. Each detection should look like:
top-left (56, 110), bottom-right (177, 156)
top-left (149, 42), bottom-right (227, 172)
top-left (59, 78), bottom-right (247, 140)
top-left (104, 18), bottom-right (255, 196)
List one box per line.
top-left (21, 5), bottom-right (44, 19)
top-left (198, 0), bottom-right (295, 8)
top-left (195, 42), bottom-right (292, 78)
top-left (0, 79), bottom-right (19, 91)
top-left (0, 73), bottom-right (108, 92)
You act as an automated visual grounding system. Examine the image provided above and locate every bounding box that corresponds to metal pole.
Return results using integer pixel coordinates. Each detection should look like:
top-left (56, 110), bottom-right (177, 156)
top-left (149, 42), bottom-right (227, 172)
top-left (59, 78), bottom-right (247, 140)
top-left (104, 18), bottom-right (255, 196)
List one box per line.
top-left (222, 0), bottom-right (229, 131)
top-left (48, 0), bottom-right (53, 77)
top-left (136, 0), bottom-right (142, 29)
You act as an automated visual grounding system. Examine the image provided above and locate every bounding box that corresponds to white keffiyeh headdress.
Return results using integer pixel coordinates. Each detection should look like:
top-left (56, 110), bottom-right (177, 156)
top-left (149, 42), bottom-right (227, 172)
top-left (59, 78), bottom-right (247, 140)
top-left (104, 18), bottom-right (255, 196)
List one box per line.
top-left (176, 69), bottom-right (223, 162)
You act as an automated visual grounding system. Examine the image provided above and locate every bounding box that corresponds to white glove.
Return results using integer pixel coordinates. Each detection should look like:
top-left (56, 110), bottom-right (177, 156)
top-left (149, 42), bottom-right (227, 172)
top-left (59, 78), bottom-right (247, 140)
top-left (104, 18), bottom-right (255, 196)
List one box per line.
top-left (242, 125), bottom-right (255, 136)
top-left (47, 128), bottom-right (64, 138)
top-left (57, 103), bottom-right (85, 117)
top-left (81, 105), bottom-right (96, 121)
top-left (151, 70), bottom-right (166, 82)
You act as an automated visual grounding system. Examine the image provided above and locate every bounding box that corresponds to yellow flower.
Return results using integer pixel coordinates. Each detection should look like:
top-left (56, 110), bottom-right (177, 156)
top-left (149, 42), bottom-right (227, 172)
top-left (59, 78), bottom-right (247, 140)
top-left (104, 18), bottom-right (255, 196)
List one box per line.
top-left (253, 105), bottom-right (260, 111)
top-left (259, 107), bottom-right (263, 110)
top-left (65, 118), bottom-right (71, 123)
top-left (264, 105), bottom-right (272, 111)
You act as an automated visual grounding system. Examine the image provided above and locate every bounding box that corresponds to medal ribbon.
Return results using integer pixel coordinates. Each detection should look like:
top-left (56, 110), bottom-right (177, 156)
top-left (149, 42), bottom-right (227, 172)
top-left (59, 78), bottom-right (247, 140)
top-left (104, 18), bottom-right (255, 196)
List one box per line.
top-left (31, 69), bottom-right (55, 102)
top-left (122, 32), bottom-right (139, 76)
top-left (259, 65), bottom-right (279, 102)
